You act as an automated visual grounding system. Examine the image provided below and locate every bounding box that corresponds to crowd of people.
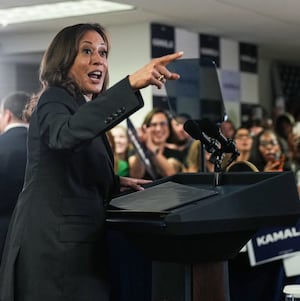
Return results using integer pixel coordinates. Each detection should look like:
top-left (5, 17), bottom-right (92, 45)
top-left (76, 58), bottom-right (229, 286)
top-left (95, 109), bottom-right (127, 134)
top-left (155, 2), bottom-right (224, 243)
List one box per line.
top-left (107, 108), bottom-right (300, 196)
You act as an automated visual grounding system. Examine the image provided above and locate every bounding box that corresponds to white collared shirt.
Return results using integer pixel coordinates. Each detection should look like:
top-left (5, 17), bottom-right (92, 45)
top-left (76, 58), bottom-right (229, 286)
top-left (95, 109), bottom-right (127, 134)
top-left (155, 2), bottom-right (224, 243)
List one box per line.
top-left (3, 123), bottom-right (29, 134)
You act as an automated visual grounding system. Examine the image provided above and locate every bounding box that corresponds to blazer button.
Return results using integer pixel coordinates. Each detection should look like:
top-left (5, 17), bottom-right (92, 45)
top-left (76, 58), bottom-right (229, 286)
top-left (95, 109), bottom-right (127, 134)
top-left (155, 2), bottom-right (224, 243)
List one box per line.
top-left (104, 116), bottom-right (113, 124)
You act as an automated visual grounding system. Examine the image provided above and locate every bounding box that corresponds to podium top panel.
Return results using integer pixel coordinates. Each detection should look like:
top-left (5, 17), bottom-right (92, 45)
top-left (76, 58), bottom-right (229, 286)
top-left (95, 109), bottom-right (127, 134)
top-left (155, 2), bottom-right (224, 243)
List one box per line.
top-left (108, 172), bottom-right (300, 232)
top-left (110, 181), bottom-right (218, 211)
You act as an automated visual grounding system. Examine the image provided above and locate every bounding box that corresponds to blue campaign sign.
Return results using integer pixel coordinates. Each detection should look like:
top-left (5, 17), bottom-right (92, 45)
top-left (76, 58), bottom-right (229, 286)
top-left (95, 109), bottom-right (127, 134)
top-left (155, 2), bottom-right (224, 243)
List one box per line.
top-left (247, 219), bottom-right (300, 266)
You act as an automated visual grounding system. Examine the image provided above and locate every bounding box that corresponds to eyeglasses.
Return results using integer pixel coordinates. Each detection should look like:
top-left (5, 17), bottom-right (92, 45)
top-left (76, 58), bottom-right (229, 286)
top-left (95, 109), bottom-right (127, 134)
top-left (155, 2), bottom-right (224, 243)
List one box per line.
top-left (148, 121), bottom-right (168, 128)
top-left (259, 140), bottom-right (279, 147)
top-left (235, 134), bottom-right (252, 140)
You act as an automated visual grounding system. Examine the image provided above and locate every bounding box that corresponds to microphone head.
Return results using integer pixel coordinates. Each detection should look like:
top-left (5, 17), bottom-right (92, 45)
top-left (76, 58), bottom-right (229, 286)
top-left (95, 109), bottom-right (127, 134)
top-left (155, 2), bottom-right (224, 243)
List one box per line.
top-left (197, 119), bottom-right (220, 138)
top-left (197, 119), bottom-right (238, 154)
top-left (183, 120), bottom-right (203, 140)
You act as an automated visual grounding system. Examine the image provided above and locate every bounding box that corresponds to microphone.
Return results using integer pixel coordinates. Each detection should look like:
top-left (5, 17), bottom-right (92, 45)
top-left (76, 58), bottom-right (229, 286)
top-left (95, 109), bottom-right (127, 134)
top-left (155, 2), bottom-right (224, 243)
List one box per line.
top-left (183, 120), bottom-right (218, 153)
top-left (198, 119), bottom-right (239, 155)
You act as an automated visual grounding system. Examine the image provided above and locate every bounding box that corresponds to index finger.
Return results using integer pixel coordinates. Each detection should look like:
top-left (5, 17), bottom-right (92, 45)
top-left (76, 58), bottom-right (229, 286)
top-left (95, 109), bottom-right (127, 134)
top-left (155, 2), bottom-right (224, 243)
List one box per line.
top-left (156, 51), bottom-right (184, 66)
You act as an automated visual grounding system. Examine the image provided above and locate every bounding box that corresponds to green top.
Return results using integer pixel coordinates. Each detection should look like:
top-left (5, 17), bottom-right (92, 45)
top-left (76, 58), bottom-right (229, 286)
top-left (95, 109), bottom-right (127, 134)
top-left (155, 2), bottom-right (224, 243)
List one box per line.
top-left (117, 159), bottom-right (129, 176)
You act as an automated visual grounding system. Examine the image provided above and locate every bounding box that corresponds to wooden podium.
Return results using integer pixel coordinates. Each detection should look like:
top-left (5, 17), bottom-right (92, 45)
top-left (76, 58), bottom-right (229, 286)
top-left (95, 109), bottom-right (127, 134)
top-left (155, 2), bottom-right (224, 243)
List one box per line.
top-left (107, 172), bottom-right (300, 301)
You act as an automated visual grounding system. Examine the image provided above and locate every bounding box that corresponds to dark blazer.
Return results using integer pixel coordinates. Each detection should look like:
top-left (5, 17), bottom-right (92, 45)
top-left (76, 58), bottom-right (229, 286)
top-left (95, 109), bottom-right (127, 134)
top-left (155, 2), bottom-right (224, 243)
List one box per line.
top-left (0, 78), bottom-right (144, 301)
top-left (0, 126), bottom-right (27, 259)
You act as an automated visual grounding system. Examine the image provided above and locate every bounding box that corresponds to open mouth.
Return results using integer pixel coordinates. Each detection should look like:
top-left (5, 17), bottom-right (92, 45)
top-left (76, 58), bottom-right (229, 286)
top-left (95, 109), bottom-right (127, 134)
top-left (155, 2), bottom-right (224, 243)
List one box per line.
top-left (88, 71), bottom-right (102, 80)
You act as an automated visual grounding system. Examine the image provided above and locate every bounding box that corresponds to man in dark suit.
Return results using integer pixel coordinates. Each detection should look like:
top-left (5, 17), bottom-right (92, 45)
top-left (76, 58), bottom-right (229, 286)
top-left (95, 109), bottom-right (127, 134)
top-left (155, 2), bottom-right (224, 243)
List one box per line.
top-left (0, 91), bottom-right (30, 259)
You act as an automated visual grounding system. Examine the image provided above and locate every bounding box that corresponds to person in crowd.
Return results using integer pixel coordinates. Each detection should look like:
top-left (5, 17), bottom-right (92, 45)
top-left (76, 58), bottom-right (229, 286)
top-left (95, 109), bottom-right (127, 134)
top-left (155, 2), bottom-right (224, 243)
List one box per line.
top-left (110, 125), bottom-right (132, 176)
top-left (220, 119), bottom-right (236, 139)
top-left (274, 112), bottom-right (295, 143)
top-left (186, 120), bottom-right (238, 173)
top-left (251, 129), bottom-right (290, 172)
top-left (228, 126), bottom-right (254, 166)
top-left (248, 119), bottom-right (266, 137)
top-left (185, 140), bottom-right (214, 172)
top-left (185, 139), bottom-right (200, 173)
top-left (129, 107), bottom-right (184, 179)
top-left (0, 22), bottom-right (183, 301)
top-left (186, 140), bottom-right (238, 173)
top-left (166, 113), bottom-right (193, 169)
top-left (292, 138), bottom-right (300, 197)
top-left (0, 91), bottom-right (30, 260)
top-left (274, 112), bottom-right (299, 162)
top-left (233, 127), bottom-right (254, 162)
top-left (225, 126), bottom-right (257, 172)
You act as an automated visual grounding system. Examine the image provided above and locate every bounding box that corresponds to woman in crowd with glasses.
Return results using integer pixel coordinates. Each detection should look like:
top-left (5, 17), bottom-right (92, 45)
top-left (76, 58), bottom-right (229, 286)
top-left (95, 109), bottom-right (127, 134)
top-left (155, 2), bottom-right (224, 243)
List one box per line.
top-left (251, 129), bottom-right (290, 172)
top-left (129, 107), bottom-right (184, 180)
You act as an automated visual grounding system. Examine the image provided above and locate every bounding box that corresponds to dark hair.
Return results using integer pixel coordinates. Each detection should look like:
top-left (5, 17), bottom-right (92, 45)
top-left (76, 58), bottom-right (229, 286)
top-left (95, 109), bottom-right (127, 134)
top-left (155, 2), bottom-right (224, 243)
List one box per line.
top-left (175, 113), bottom-right (191, 121)
top-left (22, 92), bottom-right (40, 122)
top-left (23, 24), bottom-right (110, 121)
top-left (233, 126), bottom-right (251, 139)
top-left (250, 129), bottom-right (285, 170)
top-left (39, 23), bottom-right (110, 97)
top-left (142, 108), bottom-right (170, 127)
top-left (1, 91), bottom-right (31, 120)
top-left (274, 113), bottom-right (294, 139)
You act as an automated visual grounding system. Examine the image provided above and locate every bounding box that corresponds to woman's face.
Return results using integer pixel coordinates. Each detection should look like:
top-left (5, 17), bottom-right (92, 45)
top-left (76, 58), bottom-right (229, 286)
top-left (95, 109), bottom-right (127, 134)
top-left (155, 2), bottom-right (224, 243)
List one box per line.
top-left (147, 113), bottom-right (170, 145)
top-left (111, 127), bottom-right (129, 155)
top-left (68, 30), bottom-right (108, 100)
top-left (259, 132), bottom-right (281, 162)
top-left (234, 128), bottom-right (253, 152)
top-left (172, 117), bottom-right (190, 142)
top-left (221, 121), bottom-right (235, 139)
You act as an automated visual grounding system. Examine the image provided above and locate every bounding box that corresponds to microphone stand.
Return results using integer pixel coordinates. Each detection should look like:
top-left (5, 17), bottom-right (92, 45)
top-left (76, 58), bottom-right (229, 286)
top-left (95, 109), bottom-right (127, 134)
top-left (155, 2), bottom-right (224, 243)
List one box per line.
top-left (209, 147), bottom-right (225, 186)
top-left (209, 145), bottom-right (240, 186)
top-left (200, 143), bottom-right (206, 172)
top-left (186, 119), bottom-right (240, 185)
